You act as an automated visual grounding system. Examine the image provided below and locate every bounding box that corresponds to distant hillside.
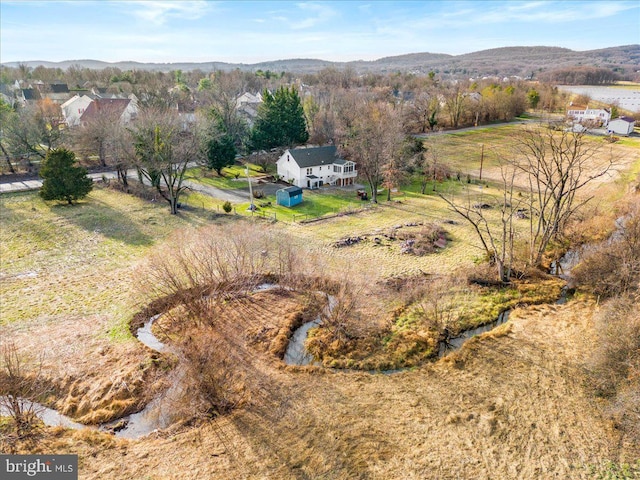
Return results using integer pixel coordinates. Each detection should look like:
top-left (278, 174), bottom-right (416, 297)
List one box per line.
top-left (3, 45), bottom-right (639, 78)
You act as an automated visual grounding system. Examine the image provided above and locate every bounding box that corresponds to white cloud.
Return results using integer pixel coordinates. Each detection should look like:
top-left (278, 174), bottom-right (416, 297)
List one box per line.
top-left (121, 0), bottom-right (212, 25)
top-left (291, 2), bottom-right (338, 29)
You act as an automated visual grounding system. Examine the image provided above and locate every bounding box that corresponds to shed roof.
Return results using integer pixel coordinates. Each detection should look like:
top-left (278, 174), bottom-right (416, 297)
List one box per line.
top-left (613, 116), bottom-right (636, 123)
top-left (289, 145), bottom-right (340, 168)
top-left (278, 186), bottom-right (303, 197)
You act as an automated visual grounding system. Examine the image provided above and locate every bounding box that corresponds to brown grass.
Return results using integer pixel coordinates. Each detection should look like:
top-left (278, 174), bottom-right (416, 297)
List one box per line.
top-left (7, 295), bottom-right (635, 479)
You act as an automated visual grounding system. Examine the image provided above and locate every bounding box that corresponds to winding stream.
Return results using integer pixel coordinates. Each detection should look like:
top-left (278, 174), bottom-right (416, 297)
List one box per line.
top-left (1, 259), bottom-right (582, 436)
top-left (283, 293), bottom-right (337, 366)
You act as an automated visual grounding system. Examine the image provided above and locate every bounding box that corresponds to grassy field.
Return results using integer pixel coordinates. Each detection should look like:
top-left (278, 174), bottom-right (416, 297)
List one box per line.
top-left (2, 122), bottom-right (640, 477)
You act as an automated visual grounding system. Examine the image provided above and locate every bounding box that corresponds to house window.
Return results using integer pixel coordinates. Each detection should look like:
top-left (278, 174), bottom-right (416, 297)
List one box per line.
top-left (306, 168), bottom-right (312, 175)
top-left (344, 163), bottom-right (354, 173)
top-left (333, 165), bottom-right (341, 173)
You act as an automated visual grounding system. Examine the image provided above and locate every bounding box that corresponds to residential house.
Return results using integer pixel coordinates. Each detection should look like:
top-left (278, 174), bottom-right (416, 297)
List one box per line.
top-left (236, 92), bottom-right (263, 126)
top-left (276, 145), bottom-right (357, 189)
top-left (566, 103), bottom-right (611, 127)
top-left (16, 88), bottom-right (38, 106)
top-left (35, 82), bottom-right (71, 104)
top-left (61, 94), bottom-right (95, 127)
top-left (276, 186), bottom-right (303, 207)
top-left (79, 98), bottom-right (137, 126)
top-left (608, 116), bottom-right (636, 136)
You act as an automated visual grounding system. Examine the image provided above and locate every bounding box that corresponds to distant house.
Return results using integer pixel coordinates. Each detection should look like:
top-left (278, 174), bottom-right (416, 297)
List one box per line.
top-left (79, 98), bottom-right (137, 126)
top-left (236, 92), bottom-right (263, 126)
top-left (276, 145), bottom-right (357, 189)
top-left (276, 186), bottom-right (303, 207)
top-left (16, 88), bottom-right (38, 106)
top-left (35, 82), bottom-right (70, 104)
top-left (566, 103), bottom-right (611, 127)
top-left (608, 116), bottom-right (636, 136)
top-left (61, 94), bottom-right (95, 127)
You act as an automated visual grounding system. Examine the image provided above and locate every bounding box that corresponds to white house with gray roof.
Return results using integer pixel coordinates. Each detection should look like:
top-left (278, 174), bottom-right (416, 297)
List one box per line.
top-left (276, 145), bottom-right (357, 189)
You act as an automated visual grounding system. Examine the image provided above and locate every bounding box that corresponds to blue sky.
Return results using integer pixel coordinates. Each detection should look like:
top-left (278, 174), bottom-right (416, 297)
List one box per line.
top-left (1, 1), bottom-right (639, 64)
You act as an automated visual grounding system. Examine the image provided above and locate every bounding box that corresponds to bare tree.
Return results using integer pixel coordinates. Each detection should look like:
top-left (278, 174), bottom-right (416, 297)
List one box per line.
top-left (3, 99), bottom-right (66, 163)
top-left (404, 91), bottom-right (439, 133)
top-left (443, 84), bottom-right (468, 129)
top-left (72, 102), bottom-right (124, 167)
top-left (514, 124), bottom-right (614, 266)
top-left (339, 99), bottom-right (404, 203)
top-left (130, 107), bottom-right (201, 214)
top-left (440, 161), bottom-right (520, 282)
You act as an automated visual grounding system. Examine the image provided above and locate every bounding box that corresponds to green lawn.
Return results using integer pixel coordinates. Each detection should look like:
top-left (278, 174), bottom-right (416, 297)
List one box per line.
top-left (186, 163), bottom-right (264, 189)
top-left (234, 187), bottom-right (366, 222)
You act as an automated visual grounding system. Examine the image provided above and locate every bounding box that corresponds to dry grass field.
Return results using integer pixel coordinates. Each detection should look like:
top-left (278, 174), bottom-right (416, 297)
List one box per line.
top-left (7, 295), bottom-right (638, 479)
top-left (2, 124), bottom-right (640, 479)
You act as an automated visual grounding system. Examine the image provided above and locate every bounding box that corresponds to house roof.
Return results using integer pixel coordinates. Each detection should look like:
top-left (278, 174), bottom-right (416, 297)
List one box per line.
top-left (278, 186), bottom-right (303, 196)
top-left (334, 159), bottom-right (355, 166)
top-left (22, 88), bottom-right (36, 100)
top-left (49, 83), bottom-right (69, 94)
top-left (80, 98), bottom-right (130, 123)
top-left (289, 145), bottom-right (340, 168)
top-left (613, 116), bottom-right (636, 123)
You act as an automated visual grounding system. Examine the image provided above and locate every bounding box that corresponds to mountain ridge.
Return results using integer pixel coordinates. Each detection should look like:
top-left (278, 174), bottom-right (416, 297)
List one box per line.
top-left (3, 45), bottom-right (639, 78)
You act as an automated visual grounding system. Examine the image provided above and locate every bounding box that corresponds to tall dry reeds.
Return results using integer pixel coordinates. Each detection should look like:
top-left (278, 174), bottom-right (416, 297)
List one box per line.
top-left (0, 342), bottom-right (49, 441)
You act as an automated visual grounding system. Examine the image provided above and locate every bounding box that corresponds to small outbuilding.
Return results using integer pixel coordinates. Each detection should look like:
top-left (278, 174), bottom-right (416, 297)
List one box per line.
top-left (608, 116), bottom-right (636, 136)
top-left (276, 186), bottom-right (303, 207)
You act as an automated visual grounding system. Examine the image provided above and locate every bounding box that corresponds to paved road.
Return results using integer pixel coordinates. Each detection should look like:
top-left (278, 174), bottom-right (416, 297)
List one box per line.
top-left (0, 172), bottom-right (114, 194)
top-left (0, 168), bottom-right (280, 205)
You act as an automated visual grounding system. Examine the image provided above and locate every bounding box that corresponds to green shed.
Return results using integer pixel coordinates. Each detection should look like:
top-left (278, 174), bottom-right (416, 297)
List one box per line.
top-left (276, 186), bottom-right (303, 207)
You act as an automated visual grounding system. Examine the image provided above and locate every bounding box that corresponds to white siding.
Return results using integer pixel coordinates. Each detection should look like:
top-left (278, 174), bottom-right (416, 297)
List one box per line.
top-left (608, 119), bottom-right (635, 136)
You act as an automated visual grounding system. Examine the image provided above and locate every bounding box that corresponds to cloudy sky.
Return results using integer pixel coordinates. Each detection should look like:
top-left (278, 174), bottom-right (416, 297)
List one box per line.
top-left (1, 0), bottom-right (639, 64)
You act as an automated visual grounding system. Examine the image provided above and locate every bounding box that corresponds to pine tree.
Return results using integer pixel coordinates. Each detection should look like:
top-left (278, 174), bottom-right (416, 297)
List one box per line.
top-left (39, 148), bottom-right (93, 205)
top-left (206, 135), bottom-right (237, 176)
top-left (250, 86), bottom-right (309, 150)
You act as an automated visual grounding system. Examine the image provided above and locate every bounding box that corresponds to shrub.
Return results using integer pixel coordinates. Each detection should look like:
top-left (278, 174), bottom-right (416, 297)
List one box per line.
top-left (573, 206), bottom-right (640, 298)
top-left (39, 148), bottom-right (93, 204)
top-left (0, 343), bottom-right (49, 439)
top-left (585, 293), bottom-right (640, 445)
top-left (222, 201), bottom-right (232, 213)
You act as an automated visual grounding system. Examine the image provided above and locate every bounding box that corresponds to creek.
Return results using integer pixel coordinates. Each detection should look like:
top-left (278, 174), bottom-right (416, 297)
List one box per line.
top-left (0, 255), bottom-right (580, 436)
top-left (284, 248), bottom-right (581, 367)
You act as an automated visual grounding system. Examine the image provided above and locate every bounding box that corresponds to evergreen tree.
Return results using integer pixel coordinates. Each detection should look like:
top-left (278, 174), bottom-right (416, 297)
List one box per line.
top-left (39, 148), bottom-right (93, 204)
top-left (250, 86), bottom-right (308, 150)
top-left (206, 135), bottom-right (237, 176)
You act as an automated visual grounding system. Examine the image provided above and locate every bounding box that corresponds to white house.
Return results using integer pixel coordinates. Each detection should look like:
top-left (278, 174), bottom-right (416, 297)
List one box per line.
top-left (566, 104), bottom-right (611, 126)
top-left (276, 145), bottom-right (357, 189)
top-left (61, 94), bottom-right (94, 126)
top-left (608, 116), bottom-right (636, 136)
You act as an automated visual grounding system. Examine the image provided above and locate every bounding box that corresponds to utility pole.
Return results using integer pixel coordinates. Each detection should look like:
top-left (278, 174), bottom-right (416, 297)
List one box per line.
top-left (246, 166), bottom-right (255, 211)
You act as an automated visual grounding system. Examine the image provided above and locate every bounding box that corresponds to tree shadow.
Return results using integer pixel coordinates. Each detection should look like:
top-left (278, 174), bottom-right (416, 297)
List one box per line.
top-left (51, 198), bottom-right (154, 247)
